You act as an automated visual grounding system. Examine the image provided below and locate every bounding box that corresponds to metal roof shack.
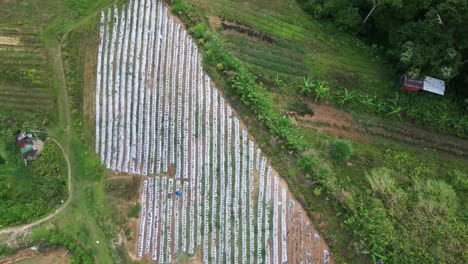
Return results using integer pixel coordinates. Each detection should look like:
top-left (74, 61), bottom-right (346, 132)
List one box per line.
top-left (402, 75), bottom-right (446, 95)
top-left (17, 133), bottom-right (38, 163)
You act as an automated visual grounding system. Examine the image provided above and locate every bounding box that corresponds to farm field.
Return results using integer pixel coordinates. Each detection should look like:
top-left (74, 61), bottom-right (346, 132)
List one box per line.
top-left (0, 0), bottom-right (129, 263)
top-left (0, 1), bottom-right (56, 115)
top-left (200, 0), bottom-right (394, 94)
top-left (93, 1), bottom-right (332, 262)
top-left (0, 0), bottom-right (467, 264)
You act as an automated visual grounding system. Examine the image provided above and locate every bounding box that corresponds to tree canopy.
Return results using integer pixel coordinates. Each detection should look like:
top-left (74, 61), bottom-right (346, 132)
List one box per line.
top-left (301, 0), bottom-right (468, 94)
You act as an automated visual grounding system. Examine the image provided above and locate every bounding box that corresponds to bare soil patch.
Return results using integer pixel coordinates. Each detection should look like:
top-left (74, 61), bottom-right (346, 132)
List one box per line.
top-left (0, 247), bottom-right (70, 264)
top-left (208, 16), bottom-right (276, 43)
top-left (295, 103), bottom-right (468, 158)
top-left (0, 36), bottom-right (20, 46)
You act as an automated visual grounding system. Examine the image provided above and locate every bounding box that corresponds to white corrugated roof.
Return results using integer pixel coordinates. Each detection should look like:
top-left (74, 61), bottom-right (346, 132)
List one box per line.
top-left (423, 76), bottom-right (445, 95)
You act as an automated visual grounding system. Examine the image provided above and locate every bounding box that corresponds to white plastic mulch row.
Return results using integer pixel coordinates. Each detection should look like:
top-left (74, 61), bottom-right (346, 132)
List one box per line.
top-left (148, 0), bottom-right (162, 175)
top-left (118, 3), bottom-right (131, 172)
top-left (124, 0), bottom-right (136, 173)
top-left (248, 140), bottom-right (255, 264)
top-left (175, 28), bottom-right (184, 178)
top-left (95, 11), bottom-right (104, 154)
top-left (141, 0), bottom-right (155, 176)
top-left (166, 179), bottom-right (174, 263)
top-left (112, 7), bottom-right (124, 172)
top-left (264, 166), bottom-right (272, 264)
top-left (257, 157), bottom-right (266, 264)
top-left (218, 96), bottom-right (225, 263)
top-left (155, 7), bottom-right (167, 174)
top-left (233, 117), bottom-right (240, 264)
top-left (151, 177), bottom-right (160, 260)
top-left (173, 180), bottom-right (180, 253)
top-left (273, 176), bottom-right (279, 264)
top-left (182, 38), bottom-right (192, 180)
top-left (196, 61), bottom-right (204, 248)
top-left (105, 6), bottom-right (117, 169)
top-left (281, 188), bottom-right (288, 263)
top-left (137, 179), bottom-right (148, 257)
top-left (241, 130), bottom-right (248, 264)
top-left (188, 49), bottom-right (198, 255)
top-left (144, 178), bottom-right (154, 254)
top-left (181, 180), bottom-right (189, 252)
top-left (158, 177), bottom-right (167, 262)
top-left (100, 8), bottom-right (110, 165)
top-left (211, 88), bottom-right (218, 263)
top-left (224, 106), bottom-right (233, 264)
top-left (169, 24), bottom-right (179, 166)
top-left (202, 74), bottom-right (211, 264)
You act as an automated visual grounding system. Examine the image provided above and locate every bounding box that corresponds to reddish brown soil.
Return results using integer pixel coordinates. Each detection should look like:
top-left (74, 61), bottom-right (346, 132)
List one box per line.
top-left (295, 103), bottom-right (468, 159)
top-left (0, 247), bottom-right (70, 264)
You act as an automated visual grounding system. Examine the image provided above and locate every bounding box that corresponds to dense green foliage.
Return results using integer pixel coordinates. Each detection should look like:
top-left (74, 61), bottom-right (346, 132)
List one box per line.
top-left (331, 139), bottom-right (353, 162)
top-left (30, 229), bottom-right (94, 263)
top-left (0, 110), bottom-right (67, 228)
top-left (301, 0), bottom-right (468, 92)
top-left (331, 147), bottom-right (467, 263)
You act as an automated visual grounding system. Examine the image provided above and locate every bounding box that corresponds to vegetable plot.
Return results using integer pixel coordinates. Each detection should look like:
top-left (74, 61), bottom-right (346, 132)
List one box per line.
top-left (95, 0), bottom-right (331, 263)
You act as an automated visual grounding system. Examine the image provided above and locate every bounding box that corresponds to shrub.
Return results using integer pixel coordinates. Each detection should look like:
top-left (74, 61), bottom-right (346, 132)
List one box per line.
top-left (128, 203), bottom-right (140, 218)
top-left (331, 139), bottom-right (352, 162)
top-left (171, 0), bottom-right (187, 14)
top-left (298, 154), bottom-right (318, 172)
top-left (189, 22), bottom-right (206, 39)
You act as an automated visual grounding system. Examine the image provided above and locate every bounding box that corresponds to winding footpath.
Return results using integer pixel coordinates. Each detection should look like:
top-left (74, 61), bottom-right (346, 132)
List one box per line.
top-left (0, 137), bottom-right (72, 235)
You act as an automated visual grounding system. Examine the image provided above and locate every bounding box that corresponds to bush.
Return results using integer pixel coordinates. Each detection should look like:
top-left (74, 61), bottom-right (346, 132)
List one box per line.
top-left (172, 0), bottom-right (187, 14)
top-left (298, 154), bottom-right (318, 172)
top-left (331, 139), bottom-right (352, 162)
top-left (128, 203), bottom-right (140, 218)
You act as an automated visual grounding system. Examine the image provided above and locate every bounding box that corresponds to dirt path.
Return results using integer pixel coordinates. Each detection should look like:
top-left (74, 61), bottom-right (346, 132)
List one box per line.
top-left (294, 103), bottom-right (468, 159)
top-left (0, 137), bottom-right (72, 236)
top-left (0, 247), bottom-right (70, 264)
top-left (52, 43), bottom-right (70, 128)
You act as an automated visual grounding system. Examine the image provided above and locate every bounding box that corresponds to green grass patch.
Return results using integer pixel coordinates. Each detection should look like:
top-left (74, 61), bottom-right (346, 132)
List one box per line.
top-left (0, 110), bottom-right (66, 228)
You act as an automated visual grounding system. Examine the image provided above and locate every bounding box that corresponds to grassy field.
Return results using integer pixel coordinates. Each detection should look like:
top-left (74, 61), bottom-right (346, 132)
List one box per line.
top-left (201, 0), bottom-right (394, 93)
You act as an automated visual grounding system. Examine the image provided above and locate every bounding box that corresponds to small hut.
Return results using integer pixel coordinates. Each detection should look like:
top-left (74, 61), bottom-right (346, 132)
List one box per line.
top-left (402, 75), bottom-right (446, 95)
top-left (17, 133), bottom-right (43, 164)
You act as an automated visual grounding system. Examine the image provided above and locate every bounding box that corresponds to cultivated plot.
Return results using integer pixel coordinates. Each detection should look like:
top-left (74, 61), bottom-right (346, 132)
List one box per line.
top-left (95, 0), bottom-right (332, 263)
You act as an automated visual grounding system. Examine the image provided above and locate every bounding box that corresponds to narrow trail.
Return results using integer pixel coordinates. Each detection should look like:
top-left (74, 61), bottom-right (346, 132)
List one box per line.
top-left (0, 137), bottom-right (72, 235)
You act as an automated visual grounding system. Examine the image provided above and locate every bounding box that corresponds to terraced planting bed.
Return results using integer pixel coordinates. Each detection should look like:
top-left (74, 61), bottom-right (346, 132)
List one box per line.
top-left (0, 0), bottom-right (55, 115)
top-left (94, 0), bottom-right (332, 262)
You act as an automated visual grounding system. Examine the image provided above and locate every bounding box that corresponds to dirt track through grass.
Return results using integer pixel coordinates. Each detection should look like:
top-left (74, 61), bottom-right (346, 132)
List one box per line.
top-left (0, 137), bottom-right (72, 236)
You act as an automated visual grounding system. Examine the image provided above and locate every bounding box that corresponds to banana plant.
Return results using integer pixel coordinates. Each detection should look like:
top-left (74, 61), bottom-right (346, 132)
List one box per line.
top-left (300, 76), bottom-right (313, 95)
top-left (337, 88), bottom-right (356, 106)
top-left (386, 92), bottom-right (403, 118)
top-left (313, 81), bottom-right (330, 102)
top-left (360, 95), bottom-right (377, 109)
top-left (273, 73), bottom-right (284, 87)
top-left (387, 105), bottom-right (402, 118)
